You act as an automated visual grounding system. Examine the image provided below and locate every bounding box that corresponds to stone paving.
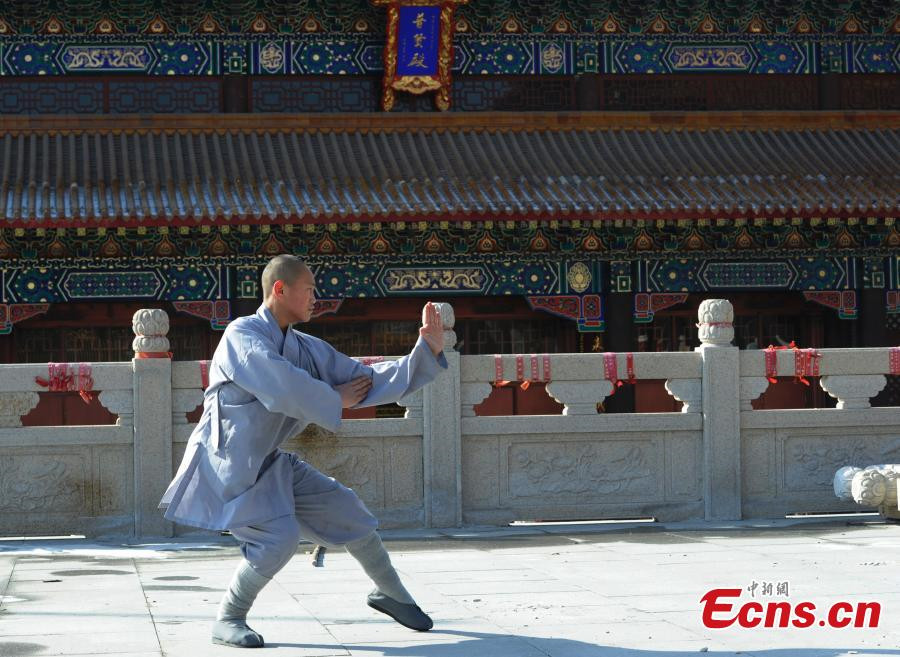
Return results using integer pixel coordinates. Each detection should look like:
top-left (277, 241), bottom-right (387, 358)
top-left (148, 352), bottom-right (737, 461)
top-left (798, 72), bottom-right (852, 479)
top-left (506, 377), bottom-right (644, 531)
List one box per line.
top-left (1, 518), bottom-right (899, 657)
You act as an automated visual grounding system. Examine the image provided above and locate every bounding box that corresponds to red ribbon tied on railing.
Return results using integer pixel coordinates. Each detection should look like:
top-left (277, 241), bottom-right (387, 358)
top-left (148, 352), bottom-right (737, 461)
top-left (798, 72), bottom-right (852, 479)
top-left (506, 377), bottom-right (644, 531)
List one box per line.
top-left (354, 356), bottom-right (385, 367)
top-left (889, 347), bottom-right (900, 376)
top-left (35, 362), bottom-right (94, 404)
top-left (493, 354), bottom-right (552, 389)
top-left (764, 342), bottom-right (821, 386)
top-left (793, 348), bottom-right (821, 386)
top-left (493, 354), bottom-right (509, 386)
top-left (199, 360), bottom-right (210, 389)
top-left (603, 352), bottom-right (636, 395)
top-left (519, 354), bottom-right (552, 390)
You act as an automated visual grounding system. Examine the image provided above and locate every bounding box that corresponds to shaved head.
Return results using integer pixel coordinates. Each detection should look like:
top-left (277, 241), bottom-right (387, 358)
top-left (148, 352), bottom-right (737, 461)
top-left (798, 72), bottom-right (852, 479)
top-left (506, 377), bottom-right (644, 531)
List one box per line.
top-left (261, 255), bottom-right (310, 300)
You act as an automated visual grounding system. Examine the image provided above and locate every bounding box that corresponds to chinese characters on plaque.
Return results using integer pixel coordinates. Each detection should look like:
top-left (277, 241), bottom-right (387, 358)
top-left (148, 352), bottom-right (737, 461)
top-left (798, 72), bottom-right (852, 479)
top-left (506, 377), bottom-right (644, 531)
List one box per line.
top-left (374, 0), bottom-right (468, 111)
top-left (397, 7), bottom-right (439, 76)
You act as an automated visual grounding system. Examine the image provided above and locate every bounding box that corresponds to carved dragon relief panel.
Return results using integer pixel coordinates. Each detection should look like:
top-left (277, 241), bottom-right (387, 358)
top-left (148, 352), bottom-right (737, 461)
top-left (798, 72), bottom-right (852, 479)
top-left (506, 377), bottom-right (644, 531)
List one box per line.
top-left (504, 438), bottom-right (660, 502)
top-left (0, 450), bottom-right (89, 514)
top-left (294, 434), bottom-right (381, 509)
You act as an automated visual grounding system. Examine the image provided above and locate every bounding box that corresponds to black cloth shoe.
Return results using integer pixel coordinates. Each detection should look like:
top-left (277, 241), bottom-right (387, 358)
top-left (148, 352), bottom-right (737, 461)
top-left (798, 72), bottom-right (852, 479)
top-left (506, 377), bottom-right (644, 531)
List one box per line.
top-left (211, 619), bottom-right (265, 648)
top-left (366, 590), bottom-right (433, 631)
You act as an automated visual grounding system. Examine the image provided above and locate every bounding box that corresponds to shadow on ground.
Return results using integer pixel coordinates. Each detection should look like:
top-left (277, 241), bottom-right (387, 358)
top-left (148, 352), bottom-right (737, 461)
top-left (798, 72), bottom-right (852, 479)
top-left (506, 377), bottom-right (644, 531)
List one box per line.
top-left (268, 629), bottom-right (900, 657)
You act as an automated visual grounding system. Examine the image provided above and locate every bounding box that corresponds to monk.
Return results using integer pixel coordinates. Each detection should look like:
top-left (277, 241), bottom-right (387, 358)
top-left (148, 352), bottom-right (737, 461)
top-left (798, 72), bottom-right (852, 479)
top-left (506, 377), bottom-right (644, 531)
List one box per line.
top-left (159, 254), bottom-right (447, 648)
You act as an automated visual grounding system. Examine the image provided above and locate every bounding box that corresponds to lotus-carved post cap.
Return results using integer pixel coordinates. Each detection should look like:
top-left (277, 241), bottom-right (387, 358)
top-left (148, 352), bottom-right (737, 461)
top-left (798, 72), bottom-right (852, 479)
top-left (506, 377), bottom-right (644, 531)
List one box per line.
top-left (697, 299), bottom-right (734, 346)
top-left (833, 465), bottom-right (862, 501)
top-left (834, 464), bottom-right (900, 519)
top-left (429, 302), bottom-right (455, 330)
top-left (429, 302), bottom-right (457, 352)
top-left (132, 308), bottom-right (170, 337)
top-left (132, 308), bottom-right (170, 354)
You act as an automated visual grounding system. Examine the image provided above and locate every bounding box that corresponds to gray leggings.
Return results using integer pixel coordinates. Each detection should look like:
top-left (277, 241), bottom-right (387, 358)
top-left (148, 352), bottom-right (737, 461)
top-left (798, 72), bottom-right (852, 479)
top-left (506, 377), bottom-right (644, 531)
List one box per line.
top-left (230, 454), bottom-right (377, 578)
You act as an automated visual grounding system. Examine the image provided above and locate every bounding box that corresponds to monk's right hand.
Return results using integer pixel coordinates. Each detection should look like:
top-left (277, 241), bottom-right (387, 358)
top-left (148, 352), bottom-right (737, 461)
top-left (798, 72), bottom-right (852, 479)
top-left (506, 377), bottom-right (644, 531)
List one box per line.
top-left (336, 376), bottom-right (372, 407)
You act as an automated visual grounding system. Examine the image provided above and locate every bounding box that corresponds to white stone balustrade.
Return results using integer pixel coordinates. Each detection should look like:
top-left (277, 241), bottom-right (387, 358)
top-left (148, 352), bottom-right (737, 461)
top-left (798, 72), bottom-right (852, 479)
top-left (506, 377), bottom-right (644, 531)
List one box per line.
top-left (460, 382), bottom-right (492, 417)
top-left (460, 351), bottom-right (702, 387)
top-left (820, 375), bottom-right (887, 409)
top-left (546, 380), bottom-right (614, 415)
top-left (0, 360), bottom-right (136, 537)
top-left (739, 350), bottom-right (893, 410)
top-left (171, 389), bottom-right (203, 425)
top-left (0, 392), bottom-right (40, 427)
top-left (665, 379), bottom-right (701, 413)
top-left (0, 298), bottom-right (898, 538)
top-left (739, 377), bottom-right (769, 411)
top-left (398, 387), bottom-right (424, 419)
top-left (99, 390), bottom-right (135, 427)
top-left (130, 308), bottom-right (173, 538)
top-left (739, 347), bottom-right (896, 377)
top-left (696, 298), bottom-right (740, 520)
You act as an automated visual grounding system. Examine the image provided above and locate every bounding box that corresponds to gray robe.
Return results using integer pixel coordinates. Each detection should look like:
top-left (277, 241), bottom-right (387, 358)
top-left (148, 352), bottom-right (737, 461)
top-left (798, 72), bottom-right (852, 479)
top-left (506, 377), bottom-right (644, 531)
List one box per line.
top-left (159, 303), bottom-right (447, 531)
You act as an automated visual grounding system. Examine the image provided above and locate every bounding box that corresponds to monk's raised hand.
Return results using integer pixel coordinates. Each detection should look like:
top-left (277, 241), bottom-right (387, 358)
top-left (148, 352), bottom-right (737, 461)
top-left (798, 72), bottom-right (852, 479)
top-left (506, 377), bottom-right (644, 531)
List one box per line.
top-left (419, 302), bottom-right (443, 356)
top-left (336, 375), bottom-right (372, 408)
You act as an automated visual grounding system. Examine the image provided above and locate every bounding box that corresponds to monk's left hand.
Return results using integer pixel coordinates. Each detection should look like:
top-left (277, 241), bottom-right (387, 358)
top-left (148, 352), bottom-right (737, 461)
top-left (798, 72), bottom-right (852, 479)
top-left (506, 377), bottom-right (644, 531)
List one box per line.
top-left (419, 303), bottom-right (443, 357)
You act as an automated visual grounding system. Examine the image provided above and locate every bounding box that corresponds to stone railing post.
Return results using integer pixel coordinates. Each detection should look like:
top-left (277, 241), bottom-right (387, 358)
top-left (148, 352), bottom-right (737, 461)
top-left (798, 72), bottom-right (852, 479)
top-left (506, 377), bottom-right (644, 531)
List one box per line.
top-left (132, 309), bottom-right (173, 537)
top-left (696, 299), bottom-right (742, 521)
top-left (422, 302), bottom-right (461, 528)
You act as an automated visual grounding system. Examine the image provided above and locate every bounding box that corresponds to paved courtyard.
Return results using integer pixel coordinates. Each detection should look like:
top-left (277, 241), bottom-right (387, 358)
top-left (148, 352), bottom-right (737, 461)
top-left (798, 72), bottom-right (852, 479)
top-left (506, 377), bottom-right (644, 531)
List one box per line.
top-left (1, 518), bottom-right (899, 657)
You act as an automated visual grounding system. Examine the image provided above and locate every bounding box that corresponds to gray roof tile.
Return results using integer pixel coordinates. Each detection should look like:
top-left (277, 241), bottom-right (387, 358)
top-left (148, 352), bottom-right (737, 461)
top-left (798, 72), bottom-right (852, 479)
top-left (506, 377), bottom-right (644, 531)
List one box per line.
top-left (0, 124), bottom-right (896, 224)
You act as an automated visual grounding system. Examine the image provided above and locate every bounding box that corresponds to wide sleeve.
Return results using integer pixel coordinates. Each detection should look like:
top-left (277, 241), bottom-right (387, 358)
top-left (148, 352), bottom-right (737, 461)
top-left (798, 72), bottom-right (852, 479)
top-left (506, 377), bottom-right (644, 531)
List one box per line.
top-left (220, 328), bottom-right (343, 431)
top-left (321, 335), bottom-right (448, 409)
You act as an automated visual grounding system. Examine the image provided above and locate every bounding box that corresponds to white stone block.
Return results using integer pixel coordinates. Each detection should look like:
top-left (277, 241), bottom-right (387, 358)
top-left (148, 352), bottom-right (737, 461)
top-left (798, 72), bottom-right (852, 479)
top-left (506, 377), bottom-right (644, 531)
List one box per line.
top-left (820, 374), bottom-right (887, 409)
top-left (546, 380), bottom-right (612, 415)
top-left (460, 382), bottom-right (492, 417)
top-left (739, 377), bottom-right (769, 411)
top-left (99, 389), bottom-right (135, 427)
top-left (0, 392), bottom-right (39, 427)
top-left (665, 378), bottom-right (701, 413)
top-left (171, 388), bottom-right (202, 425)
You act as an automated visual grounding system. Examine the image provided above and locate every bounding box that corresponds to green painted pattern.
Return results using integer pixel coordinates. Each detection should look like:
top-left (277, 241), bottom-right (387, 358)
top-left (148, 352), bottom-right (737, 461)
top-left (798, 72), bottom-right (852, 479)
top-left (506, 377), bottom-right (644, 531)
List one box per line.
top-left (1, 0), bottom-right (896, 34)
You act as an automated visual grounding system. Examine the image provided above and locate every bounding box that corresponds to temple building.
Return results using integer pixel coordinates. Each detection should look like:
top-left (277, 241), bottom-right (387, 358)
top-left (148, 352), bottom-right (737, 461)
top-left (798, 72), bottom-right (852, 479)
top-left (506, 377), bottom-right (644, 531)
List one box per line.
top-left (0, 1), bottom-right (897, 416)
